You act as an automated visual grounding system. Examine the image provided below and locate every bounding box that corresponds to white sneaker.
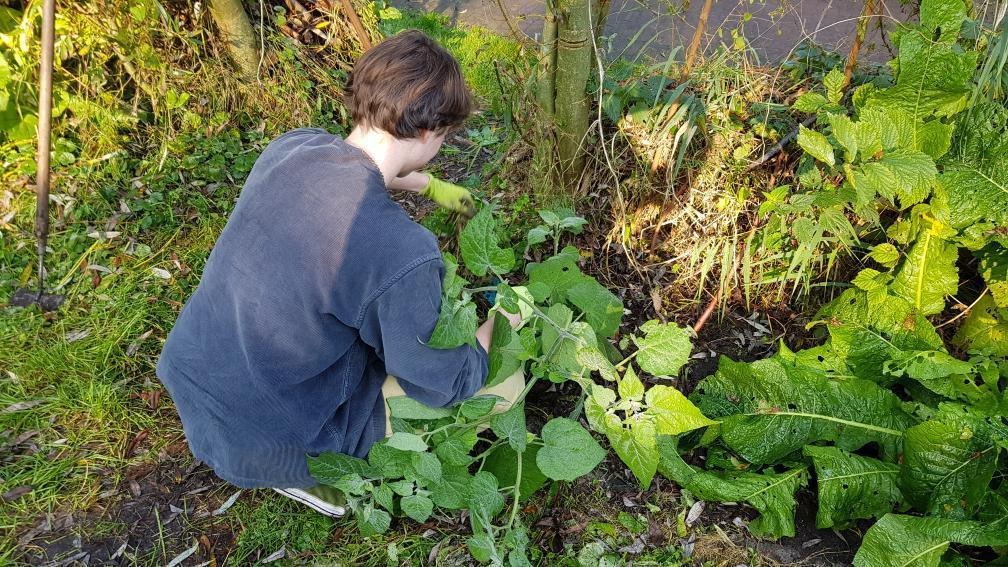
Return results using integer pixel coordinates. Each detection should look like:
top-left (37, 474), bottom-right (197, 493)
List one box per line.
top-left (274, 486), bottom-right (346, 517)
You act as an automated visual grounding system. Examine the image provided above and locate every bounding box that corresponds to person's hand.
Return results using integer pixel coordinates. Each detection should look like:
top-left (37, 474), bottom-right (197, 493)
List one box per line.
top-left (422, 176), bottom-right (476, 218)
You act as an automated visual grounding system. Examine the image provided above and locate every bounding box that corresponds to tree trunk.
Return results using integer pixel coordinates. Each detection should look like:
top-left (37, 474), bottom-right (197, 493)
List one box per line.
top-left (843, 0), bottom-right (877, 88)
top-left (552, 0), bottom-right (605, 190)
top-left (536, 0), bottom-right (558, 116)
top-left (209, 0), bottom-right (260, 81)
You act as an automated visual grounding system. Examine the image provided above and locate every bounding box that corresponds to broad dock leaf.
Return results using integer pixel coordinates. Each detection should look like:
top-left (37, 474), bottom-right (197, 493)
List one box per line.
top-left (804, 445), bottom-right (903, 528)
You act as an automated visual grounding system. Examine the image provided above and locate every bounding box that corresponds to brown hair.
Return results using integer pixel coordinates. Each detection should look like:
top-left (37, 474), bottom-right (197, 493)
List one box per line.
top-left (345, 30), bottom-right (473, 139)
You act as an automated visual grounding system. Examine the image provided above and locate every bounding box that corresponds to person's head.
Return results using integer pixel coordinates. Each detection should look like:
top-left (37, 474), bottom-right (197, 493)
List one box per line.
top-left (345, 30), bottom-right (473, 171)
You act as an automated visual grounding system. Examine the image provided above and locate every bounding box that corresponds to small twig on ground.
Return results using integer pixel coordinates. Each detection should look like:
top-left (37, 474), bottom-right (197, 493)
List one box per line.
top-left (936, 288), bottom-right (988, 329)
top-left (747, 115), bottom-right (817, 171)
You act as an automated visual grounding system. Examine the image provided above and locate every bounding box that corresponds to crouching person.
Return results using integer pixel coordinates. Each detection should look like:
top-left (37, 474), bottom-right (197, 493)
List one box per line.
top-left (156, 29), bottom-right (524, 517)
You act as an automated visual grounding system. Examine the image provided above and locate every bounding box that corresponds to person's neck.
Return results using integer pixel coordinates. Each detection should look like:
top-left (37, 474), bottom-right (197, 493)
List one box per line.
top-left (345, 126), bottom-right (407, 185)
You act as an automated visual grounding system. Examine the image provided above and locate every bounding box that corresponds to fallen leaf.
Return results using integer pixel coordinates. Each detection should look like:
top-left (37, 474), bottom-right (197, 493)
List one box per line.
top-left (151, 267), bottom-right (171, 280)
top-left (165, 543), bottom-right (198, 567)
top-left (212, 490), bottom-right (242, 516)
top-left (685, 501), bottom-right (705, 527)
top-left (261, 547), bottom-right (286, 563)
top-left (124, 430), bottom-right (148, 458)
top-left (65, 329), bottom-right (90, 342)
top-left (2, 400), bottom-right (43, 414)
top-left (2, 485), bottom-right (32, 502)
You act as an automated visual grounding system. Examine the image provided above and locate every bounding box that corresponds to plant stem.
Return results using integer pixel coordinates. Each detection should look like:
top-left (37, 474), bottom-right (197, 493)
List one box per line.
top-left (508, 450), bottom-right (523, 530)
top-left (465, 286), bottom-right (499, 294)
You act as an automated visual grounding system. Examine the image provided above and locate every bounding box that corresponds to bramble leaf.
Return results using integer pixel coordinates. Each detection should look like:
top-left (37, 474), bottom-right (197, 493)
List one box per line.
top-left (798, 126), bottom-right (836, 167)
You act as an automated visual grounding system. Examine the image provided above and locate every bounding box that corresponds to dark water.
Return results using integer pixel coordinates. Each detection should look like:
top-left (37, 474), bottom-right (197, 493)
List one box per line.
top-left (392, 0), bottom-right (913, 64)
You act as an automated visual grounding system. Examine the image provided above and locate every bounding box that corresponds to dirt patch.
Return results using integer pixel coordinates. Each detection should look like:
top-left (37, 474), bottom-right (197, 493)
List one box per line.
top-left (18, 442), bottom-right (239, 566)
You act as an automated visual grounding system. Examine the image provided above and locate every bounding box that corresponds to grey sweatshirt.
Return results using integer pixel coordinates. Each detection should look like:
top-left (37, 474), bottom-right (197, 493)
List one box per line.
top-left (156, 128), bottom-right (488, 488)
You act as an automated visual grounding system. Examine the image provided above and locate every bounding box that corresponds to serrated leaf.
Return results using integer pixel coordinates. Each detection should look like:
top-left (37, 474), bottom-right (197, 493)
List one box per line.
top-left (537, 417), bottom-right (606, 482)
top-left (527, 225), bottom-right (550, 247)
top-left (428, 295), bottom-right (478, 349)
top-left (467, 532), bottom-right (498, 563)
top-left (430, 464), bottom-right (473, 509)
top-left (468, 471), bottom-right (506, 519)
top-left (870, 243), bottom-right (901, 268)
top-left (433, 427), bottom-right (478, 466)
top-left (798, 126), bottom-right (836, 167)
top-left (644, 384), bottom-right (717, 436)
top-left (372, 483), bottom-right (394, 511)
top-left (829, 113), bottom-right (860, 162)
top-left (487, 313), bottom-right (527, 388)
top-left (691, 355), bottom-right (915, 464)
top-left (576, 343), bottom-right (618, 381)
top-left (803, 445), bottom-right (903, 529)
top-left (854, 514), bottom-right (1008, 567)
top-left (368, 443), bottom-right (415, 478)
top-left (824, 68), bottom-right (845, 104)
top-left (558, 215), bottom-right (588, 233)
top-left (411, 451), bottom-right (443, 484)
top-left (567, 279), bottom-right (624, 338)
top-left (632, 321), bottom-right (692, 376)
top-left (953, 295), bottom-right (1008, 356)
top-left (658, 436), bottom-right (807, 539)
top-left (387, 432), bottom-right (427, 452)
top-left (483, 444), bottom-right (548, 502)
top-left (793, 92), bottom-right (828, 114)
top-left (388, 479), bottom-right (414, 497)
top-left (880, 150), bottom-right (938, 207)
top-left (609, 415), bottom-right (660, 489)
top-left (618, 365), bottom-right (644, 401)
top-left (976, 244), bottom-right (1008, 308)
top-left (490, 403), bottom-right (527, 453)
top-left (538, 209), bottom-right (561, 225)
top-left (890, 232), bottom-right (958, 316)
top-left (460, 208), bottom-right (515, 277)
top-left (308, 452), bottom-right (377, 485)
top-left (459, 395), bottom-right (500, 420)
top-left (883, 350), bottom-right (975, 400)
top-left (400, 494), bottom-right (434, 523)
top-left (357, 504), bottom-right (392, 536)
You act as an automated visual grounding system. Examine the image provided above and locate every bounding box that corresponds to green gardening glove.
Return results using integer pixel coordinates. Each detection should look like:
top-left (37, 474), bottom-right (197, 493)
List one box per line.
top-left (422, 176), bottom-right (476, 218)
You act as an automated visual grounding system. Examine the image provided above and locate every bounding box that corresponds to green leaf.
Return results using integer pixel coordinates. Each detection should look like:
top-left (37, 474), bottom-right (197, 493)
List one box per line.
top-left (824, 68), bottom-right (845, 104)
top-left (468, 471), bottom-right (506, 519)
top-left (459, 395), bottom-right (500, 420)
top-left (538, 210), bottom-right (561, 225)
top-left (400, 494), bottom-right (434, 523)
top-left (433, 428), bottom-right (478, 466)
top-left (691, 355), bottom-right (916, 464)
top-left (883, 350), bottom-right (975, 400)
top-left (526, 246), bottom-right (586, 303)
top-left (870, 243), bottom-right (902, 269)
top-left (901, 415), bottom-right (1000, 518)
top-left (538, 307), bottom-right (595, 383)
top-left (803, 445), bottom-right (903, 529)
top-left (567, 279), bottom-right (624, 338)
top-left (558, 214), bottom-right (588, 233)
top-left (576, 343), bottom-right (618, 382)
top-left (467, 532), bottom-right (498, 564)
top-left (618, 365), bottom-right (644, 401)
top-left (460, 208), bottom-right (515, 277)
top-left (658, 437), bottom-right (807, 539)
top-left (854, 514), bottom-right (1008, 567)
top-left (388, 479), bottom-right (414, 497)
top-left (490, 403), bottom-right (527, 453)
top-left (632, 321), bottom-right (693, 377)
top-left (536, 417), bottom-right (606, 482)
top-left (890, 232), bottom-right (958, 316)
top-left (798, 126), bottom-right (836, 167)
top-left (952, 295), bottom-right (1008, 356)
top-left (357, 503), bottom-right (392, 536)
top-left (829, 113), bottom-right (861, 162)
top-left (976, 244), bottom-right (1008, 308)
top-left (937, 164), bottom-right (1008, 231)
top-left (483, 444), bottom-right (548, 502)
top-left (373, 483), bottom-right (395, 511)
top-left (526, 225), bottom-right (551, 247)
top-left (428, 295), bottom-right (478, 349)
top-left (879, 150), bottom-right (938, 207)
top-left (609, 416), bottom-right (660, 489)
top-left (793, 92), bottom-right (828, 114)
top-left (386, 396), bottom-right (454, 420)
top-left (308, 452), bottom-right (377, 485)
top-left (368, 443), bottom-right (415, 478)
top-left (430, 464), bottom-right (473, 509)
top-left (386, 432), bottom-right (428, 452)
top-left (487, 313), bottom-right (528, 388)
top-left (411, 451), bottom-right (443, 485)
top-left (644, 384), bottom-right (717, 436)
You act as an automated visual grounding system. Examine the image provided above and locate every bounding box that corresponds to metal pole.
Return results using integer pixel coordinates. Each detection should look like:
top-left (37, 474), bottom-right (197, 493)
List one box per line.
top-left (35, 0), bottom-right (55, 299)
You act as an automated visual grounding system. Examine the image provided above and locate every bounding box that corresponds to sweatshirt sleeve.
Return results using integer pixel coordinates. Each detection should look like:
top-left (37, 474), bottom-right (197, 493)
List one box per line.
top-left (357, 258), bottom-right (488, 407)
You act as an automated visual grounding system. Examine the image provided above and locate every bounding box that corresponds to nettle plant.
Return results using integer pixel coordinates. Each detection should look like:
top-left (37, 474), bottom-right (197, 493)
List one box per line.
top-left (308, 208), bottom-right (712, 565)
top-left (681, 0), bottom-right (1008, 563)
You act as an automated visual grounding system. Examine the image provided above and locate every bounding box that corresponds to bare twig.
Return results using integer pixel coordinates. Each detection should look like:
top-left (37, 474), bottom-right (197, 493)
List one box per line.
top-left (843, 0), bottom-right (878, 87)
top-left (936, 289), bottom-right (988, 329)
top-left (493, 0), bottom-right (527, 44)
top-left (681, 0), bottom-right (714, 80)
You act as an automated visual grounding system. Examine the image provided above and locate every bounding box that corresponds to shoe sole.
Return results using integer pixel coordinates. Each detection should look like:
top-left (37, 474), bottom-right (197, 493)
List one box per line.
top-left (273, 488), bottom-right (346, 517)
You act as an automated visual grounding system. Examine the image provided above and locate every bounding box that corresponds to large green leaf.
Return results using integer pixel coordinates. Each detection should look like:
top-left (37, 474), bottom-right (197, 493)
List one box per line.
top-left (536, 417), bottom-right (606, 482)
top-left (883, 350), bottom-right (990, 403)
top-left (468, 470), bottom-right (506, 520)
top-left (526, 246), bottom-right (586, 304)
top-left (567, 279), bottom-right (624, 338)
top-left (900, 412), bottom-right (1001, 519)
top-left (879, 150), bottom-right (938, 208)
top-left (490, 403), bottom-right (527, 453)
top-left (537, 304), bottom-right (596, 383)
top-left (482, 444), bottom-right (548, 502)
top-left (976, 244), bottom-right (1008, 308)
top-left (803, 445), bottom-right (903, 529)
top-left (798, 126), bottom-right (836, 167)
top-left (487, 312), bottom-right (530, 387)
top-left (609, 415), bottom-right (660, 490)
top-left (853, 514), bottom-right (1008, 567)
top-left (644, 385), bottom-right (717, 435)
top-left (460, 208), bottom-right (515, 277)
top-left (658, 437), bottom-right (806, 539)
top-left (952, 295), bottom-right (1008, 356)
top-left (632, 321), bottom-right (692, 377)
top-left (308, 452), bottom-right (377, 485)
top-left (691, 356), bottom-right (915, 464)
top-left (890, 232), bottom-right (959, 316)
top-left (429, 464), bottom-right (473, 509)
top-left (428, 253), bottom-right (479, 349)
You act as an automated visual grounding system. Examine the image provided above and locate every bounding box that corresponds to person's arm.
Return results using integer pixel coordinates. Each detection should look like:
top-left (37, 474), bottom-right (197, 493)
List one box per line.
top-left (387, 171), bottom-right (430, 193)
top-left (358, 260), bottom-right (516, 407)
